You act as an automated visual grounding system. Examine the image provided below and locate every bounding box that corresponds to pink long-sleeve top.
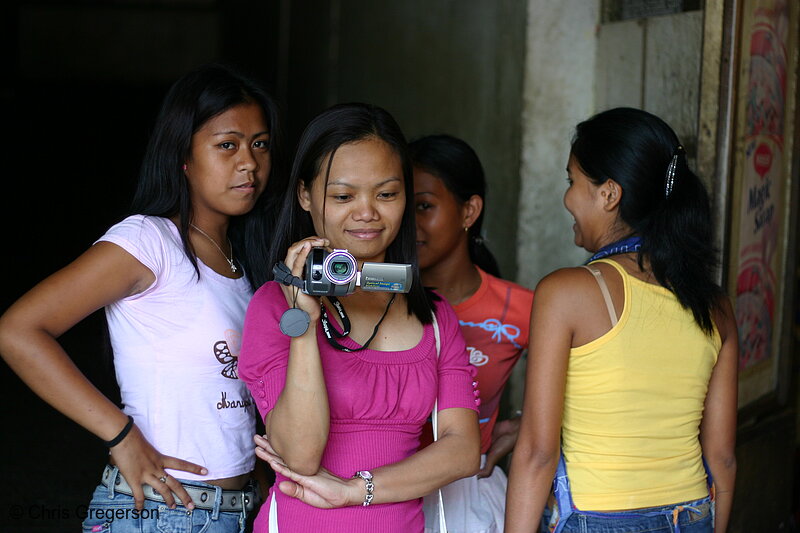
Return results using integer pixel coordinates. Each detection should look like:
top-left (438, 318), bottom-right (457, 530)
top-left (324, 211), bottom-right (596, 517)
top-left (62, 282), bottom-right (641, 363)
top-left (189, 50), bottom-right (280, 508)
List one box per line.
top-left (239, 282), bottom-right (479, 532)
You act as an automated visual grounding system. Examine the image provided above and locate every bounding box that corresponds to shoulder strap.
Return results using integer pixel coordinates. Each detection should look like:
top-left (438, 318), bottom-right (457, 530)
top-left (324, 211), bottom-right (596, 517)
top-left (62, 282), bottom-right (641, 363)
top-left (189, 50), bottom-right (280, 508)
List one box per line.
top-left (431, 312), bottom-right (442, 440)
top-left (581, 265), bottom-right (618, 327)
top-left (430, 312), bottom-right (448, 533)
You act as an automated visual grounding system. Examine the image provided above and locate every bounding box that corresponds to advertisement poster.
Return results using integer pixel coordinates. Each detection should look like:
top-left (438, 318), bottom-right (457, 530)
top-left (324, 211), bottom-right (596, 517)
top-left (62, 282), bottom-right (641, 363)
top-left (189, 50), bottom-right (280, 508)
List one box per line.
top-left (729, 0), bottom-right (797, 407)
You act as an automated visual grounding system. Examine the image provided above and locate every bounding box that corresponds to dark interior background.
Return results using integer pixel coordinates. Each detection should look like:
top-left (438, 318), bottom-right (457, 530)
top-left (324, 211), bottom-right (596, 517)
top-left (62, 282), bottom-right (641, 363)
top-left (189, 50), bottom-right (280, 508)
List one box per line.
top-left (3, 2), bottom-right (800, 533)
top-left (1, 2), bottom-right (283, 530)
top-left (1, 1), bottom-right (530, 531)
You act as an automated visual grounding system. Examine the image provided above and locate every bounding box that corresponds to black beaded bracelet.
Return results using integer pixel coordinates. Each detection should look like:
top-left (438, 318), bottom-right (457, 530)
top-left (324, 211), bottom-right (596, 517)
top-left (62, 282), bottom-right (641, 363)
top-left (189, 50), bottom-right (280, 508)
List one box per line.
top-left (104, 415), bottom-right (134, 448)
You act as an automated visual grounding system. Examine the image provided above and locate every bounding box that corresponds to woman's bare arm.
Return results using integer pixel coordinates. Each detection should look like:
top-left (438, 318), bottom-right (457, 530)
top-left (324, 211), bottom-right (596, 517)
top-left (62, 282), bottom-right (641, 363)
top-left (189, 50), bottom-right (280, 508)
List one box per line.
top-left (257, 406), bottom-right (480, 507)
top-left (264, 238), bottom-right (331, 475)
top-left (0, 242), bottom-right (206, 509)
top-left (505, 269), bottom-right (577, 532)
top-left (700, 297), bottom-right (738, 533)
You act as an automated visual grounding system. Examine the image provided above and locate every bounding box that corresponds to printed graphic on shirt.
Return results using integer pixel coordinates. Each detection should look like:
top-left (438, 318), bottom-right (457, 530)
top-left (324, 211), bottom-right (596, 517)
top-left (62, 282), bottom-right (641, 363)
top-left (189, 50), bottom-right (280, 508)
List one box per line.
top-left (467, 346), bottom-right (489, 366)
top-left (213, 329), bottom-right (242, 380)
top-left (216, 391), bottom-right (253, 410)
top-left (459, 318), bottom-right (523, 349)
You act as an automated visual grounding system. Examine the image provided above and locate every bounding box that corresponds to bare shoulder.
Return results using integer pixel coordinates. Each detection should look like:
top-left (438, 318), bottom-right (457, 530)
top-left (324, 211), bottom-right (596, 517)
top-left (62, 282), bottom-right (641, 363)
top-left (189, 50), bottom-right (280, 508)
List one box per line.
top-left (39, 241), bottom-right (155, 303)
top-left (75, 241), bottom-right (155, 294)
top-left (0, 241), bottom-right (155, 338)
top-left (534, 266), bottom-right (598, 313)
top-left (536, 266), bottom-right (598, 295)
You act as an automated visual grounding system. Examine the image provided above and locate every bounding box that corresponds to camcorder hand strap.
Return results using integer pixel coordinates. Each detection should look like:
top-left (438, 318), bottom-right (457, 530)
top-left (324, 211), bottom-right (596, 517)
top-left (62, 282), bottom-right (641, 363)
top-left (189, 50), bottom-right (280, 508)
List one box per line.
top-left (273, 262), bottom-right (312, 337)
top-left (272, 262), bottom-right (305, 290)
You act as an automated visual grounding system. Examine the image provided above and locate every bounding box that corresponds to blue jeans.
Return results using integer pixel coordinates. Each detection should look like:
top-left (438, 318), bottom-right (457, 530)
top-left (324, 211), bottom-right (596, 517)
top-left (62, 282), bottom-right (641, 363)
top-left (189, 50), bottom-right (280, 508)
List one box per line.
top-left (557, 497), bottom-right (712, 533)
top-left (81, 475), bottom-right (247, 533)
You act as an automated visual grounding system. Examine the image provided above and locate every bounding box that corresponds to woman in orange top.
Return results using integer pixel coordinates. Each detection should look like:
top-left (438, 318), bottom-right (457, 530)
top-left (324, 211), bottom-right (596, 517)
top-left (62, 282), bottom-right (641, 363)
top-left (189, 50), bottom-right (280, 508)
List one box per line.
top-left (411, 134), bottom-right (534, 533)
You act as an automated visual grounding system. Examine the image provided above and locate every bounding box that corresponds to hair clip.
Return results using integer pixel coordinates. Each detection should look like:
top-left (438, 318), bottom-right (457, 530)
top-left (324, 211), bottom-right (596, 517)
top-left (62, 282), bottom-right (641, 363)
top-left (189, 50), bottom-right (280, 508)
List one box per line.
top-left (664, 145), bottom-right (684, 198)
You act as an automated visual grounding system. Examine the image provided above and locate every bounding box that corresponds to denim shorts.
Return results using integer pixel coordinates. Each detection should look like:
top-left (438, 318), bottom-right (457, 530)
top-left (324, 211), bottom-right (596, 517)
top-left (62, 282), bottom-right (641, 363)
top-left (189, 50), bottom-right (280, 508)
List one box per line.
top-left (81, 477), bottom-right (247, 533)
top-left (557, 496), bottom-right (712, 533)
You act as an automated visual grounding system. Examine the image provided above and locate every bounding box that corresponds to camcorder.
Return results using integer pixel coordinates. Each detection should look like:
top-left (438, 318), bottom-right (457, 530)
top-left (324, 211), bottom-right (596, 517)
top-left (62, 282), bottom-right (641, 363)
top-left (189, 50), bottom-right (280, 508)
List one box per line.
top-left (273, 248), bottom-right (413, 296)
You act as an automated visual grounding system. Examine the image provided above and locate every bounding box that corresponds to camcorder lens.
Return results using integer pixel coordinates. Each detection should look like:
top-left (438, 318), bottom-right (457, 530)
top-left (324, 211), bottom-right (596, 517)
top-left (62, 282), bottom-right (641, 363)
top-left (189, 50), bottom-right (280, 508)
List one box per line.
top-left (321, 249), bottom-right (357, 285)
top-left (332, 261), bottom-right (350, 275)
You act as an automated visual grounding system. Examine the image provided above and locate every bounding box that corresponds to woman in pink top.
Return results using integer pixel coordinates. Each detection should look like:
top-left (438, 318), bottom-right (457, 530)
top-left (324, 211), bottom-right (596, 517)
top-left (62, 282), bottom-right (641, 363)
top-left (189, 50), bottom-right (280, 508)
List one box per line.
top-left (238, 103), bottom-right (481, 533)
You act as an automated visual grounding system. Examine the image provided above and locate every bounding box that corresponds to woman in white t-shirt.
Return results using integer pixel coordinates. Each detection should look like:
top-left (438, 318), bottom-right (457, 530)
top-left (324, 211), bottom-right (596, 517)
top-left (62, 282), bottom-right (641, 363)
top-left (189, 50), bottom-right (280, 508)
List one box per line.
top-left (0, 63), bottom-right (285, 533)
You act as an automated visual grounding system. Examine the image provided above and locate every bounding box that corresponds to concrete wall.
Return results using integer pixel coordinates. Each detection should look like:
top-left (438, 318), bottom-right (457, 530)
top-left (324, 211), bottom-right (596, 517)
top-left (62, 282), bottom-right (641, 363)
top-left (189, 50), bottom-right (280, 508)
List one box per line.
top-left (596, 11), bottom-right (704, 160)
top-left (516, 7), bottom-right (704, 292)
top-left (283, 0), bottom-right (528, 278)
top-left (516, 0), bottom-right (599, 292)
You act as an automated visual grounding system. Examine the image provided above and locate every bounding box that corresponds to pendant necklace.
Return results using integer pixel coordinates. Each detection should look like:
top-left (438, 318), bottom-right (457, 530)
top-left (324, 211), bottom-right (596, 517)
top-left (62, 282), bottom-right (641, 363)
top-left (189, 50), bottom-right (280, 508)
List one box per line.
top-left (190, 223), bottom-right (237, 273)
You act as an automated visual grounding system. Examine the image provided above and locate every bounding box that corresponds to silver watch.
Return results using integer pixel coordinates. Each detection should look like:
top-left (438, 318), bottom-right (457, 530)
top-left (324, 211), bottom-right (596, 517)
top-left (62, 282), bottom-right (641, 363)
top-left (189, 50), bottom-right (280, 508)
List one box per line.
top-left (353, 470), bottom-right (374, 506)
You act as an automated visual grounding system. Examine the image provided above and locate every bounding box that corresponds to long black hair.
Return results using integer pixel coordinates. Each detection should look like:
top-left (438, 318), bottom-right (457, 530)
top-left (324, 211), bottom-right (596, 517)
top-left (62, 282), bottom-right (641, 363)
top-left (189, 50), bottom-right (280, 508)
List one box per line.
top-left (570, 107), bottom-right (723, 333)
top-left (267, 102), bottom-right (435, 323)
top-left (408, 134), bottom-right (501, 277)
top-left (131, 62), bottom-right (285, 290)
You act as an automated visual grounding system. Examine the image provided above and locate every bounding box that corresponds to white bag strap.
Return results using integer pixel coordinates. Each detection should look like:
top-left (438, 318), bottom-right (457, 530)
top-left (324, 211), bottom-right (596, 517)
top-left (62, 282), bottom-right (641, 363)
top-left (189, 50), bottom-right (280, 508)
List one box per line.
top-left (268, 491), bottom-right (279, 532)
top-left (431, 312), bottom-right (448, 532)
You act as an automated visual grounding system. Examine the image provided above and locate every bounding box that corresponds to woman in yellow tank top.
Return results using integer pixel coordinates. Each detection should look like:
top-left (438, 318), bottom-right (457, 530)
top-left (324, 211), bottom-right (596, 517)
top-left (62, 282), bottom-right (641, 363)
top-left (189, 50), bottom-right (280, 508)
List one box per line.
top-left (505, 108), bottom-right (738, 533)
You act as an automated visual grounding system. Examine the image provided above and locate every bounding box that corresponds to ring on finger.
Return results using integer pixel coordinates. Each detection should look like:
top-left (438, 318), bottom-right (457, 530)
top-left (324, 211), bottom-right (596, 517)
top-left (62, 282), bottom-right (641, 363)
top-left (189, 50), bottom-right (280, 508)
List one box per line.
top-left (159, 474), bottom-right (168, 484)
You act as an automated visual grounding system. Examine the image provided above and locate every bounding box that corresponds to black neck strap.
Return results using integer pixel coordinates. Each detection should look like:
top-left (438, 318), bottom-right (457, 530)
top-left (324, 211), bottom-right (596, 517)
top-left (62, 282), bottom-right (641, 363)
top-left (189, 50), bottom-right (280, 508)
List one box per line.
top-left (320, 294), bottom-right (396, 352)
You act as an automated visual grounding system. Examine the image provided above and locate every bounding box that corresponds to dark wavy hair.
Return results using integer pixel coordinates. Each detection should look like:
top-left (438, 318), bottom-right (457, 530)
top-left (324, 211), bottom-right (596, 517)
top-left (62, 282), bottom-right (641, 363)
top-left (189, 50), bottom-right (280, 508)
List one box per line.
top-left (408, 134), bottom-right (501, 277)
top-left (570, 107), bottom-right (723, 333)
top-left (131, 62), bottom-right (285, 290)
top-left (267, 102), bottom-right (435, 323)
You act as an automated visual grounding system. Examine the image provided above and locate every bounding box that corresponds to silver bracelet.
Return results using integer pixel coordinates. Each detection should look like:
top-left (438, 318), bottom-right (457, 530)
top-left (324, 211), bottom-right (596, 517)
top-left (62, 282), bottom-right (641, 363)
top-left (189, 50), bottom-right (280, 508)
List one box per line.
top-left (353, 470), bottom-right (374, 506)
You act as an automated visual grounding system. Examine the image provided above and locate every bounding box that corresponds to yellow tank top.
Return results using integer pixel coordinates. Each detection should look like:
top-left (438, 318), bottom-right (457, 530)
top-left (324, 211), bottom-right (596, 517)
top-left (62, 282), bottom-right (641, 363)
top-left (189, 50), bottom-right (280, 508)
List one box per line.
top-left (563, 259), bottom-right (721, 510)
